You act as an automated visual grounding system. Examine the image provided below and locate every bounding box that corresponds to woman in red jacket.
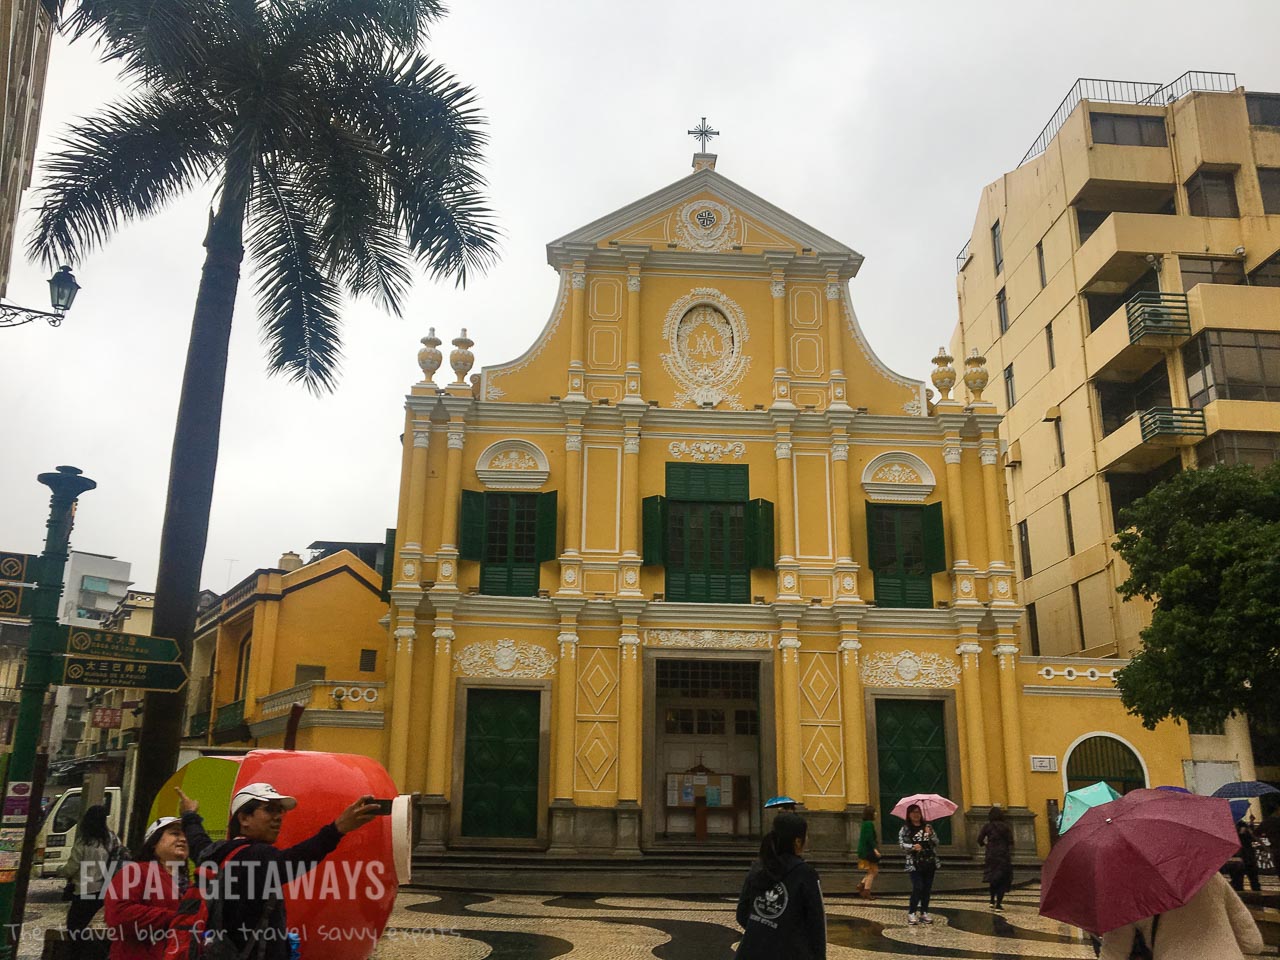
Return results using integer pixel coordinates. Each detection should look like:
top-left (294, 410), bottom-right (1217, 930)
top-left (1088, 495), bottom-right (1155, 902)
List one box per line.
top-left (103, 816), bottom-right (189, 959)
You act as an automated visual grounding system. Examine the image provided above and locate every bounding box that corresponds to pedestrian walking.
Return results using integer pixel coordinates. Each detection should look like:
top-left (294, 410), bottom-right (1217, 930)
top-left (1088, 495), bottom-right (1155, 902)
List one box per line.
top-left (898, 803), bottom-right (938, 925)
top-left (855, 805), bottom-right (880, 900)
top-left (102, 816), bottom-right (189, 959)
top-left (1097, 873), bottom-right (1263, 959)
top-left (1225, 820), bottom-right (1261, 893)
top-left (734, 812), bottom-right (826, 959)
top-left (179, 782), bottom-right (380, 960)
top-left (977, 806), bottom-right (1014, 910)
top-left (60, 803), bottom-right (124, 955)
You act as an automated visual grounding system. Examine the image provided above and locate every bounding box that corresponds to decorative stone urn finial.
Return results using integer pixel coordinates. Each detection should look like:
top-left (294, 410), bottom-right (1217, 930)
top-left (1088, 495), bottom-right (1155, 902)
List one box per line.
top-left (450, 328), bottom-right (475, 384)
top-left (417, 327), bottom-right (442, 383)
top-left (964, 348), bottom-right (989, 402)
top-left (930, 347), bottom-right (957, 400)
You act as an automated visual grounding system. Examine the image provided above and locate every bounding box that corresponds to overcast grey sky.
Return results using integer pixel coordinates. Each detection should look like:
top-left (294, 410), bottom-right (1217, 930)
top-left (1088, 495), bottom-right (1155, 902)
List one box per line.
top-left (3, 1), bottom-right (1278, 593)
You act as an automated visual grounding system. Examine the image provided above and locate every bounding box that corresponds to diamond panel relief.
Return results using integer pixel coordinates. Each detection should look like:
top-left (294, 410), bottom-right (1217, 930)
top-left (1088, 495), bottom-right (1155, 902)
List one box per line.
top-left (799, 652), bottom-right (838, 721)
top-left (801, 725), bottom-right (844, 797)
top-left (577, 647), bottom-right (619, 717)
top-left (575, 720), bottom-right (618, 792)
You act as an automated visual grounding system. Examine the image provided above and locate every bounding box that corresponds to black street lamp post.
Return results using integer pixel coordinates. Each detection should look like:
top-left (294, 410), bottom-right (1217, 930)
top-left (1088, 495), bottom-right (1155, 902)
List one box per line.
top-left (0, 266), bottom-right (81, 328)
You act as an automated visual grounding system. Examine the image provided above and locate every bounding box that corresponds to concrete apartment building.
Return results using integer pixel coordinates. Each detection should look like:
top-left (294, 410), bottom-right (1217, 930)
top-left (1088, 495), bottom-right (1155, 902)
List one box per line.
top-left (74, 589), bottom-right (153, 758)
top-left (0, 0), bottom-right (56, 295)
top-left (950, 70), bottom-right (1279, 788)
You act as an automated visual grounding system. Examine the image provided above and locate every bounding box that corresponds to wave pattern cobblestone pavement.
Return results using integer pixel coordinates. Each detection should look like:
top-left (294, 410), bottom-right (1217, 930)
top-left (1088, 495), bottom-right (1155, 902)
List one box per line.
top-left (18, 875), bottom-right (1278, 958)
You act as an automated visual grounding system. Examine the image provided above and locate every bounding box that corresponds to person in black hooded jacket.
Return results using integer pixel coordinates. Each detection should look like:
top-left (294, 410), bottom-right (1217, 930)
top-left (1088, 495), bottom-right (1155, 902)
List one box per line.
top-left (735, 812), bottom-right (826, 959)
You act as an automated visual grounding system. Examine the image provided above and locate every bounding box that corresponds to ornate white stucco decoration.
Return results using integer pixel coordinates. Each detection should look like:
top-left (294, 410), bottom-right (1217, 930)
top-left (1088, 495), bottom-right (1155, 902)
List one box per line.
top-left (861, 650), bottom-right (960, 688)
top-left (475, 439), bottom-right (550, 490)
top-left (861, 451), bottom-right (937, 503)
top-left (668, 440), bottom-right (746, 462)
top-left (673, 199), bottom-right (739, 253)
top-left (645, 629), bottom-right (772, 650)
top-left (903, 399), bottom-right (923, 416)
top-left (455, 638), bottom-right (556, 679)
top-left (661, 289), bottom-right (751, 409)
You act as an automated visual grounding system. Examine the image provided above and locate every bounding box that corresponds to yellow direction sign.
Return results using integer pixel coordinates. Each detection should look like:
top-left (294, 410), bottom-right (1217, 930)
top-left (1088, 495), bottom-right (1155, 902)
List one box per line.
top-left (58, 656), bottom-right (188, 693)
top-left (0, 584), bottom-right (34, 619)
top-left (0, 552), bottom-right (38, 585)
top-left (60, 627), bottom-right (181, 663)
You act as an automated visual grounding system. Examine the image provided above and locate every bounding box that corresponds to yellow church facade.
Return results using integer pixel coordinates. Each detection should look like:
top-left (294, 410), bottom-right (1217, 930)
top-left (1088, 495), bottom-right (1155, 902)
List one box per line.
top-left (383, 154), bottom-right (1193, 859)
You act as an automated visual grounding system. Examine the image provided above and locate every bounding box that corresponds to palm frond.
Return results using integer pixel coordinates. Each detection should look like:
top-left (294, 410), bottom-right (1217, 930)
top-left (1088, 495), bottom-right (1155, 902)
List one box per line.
top-left (248, 164), bottom-right (344, 394)
top-left (274, 0), bottom-right (445, 63)
top-left (27, 92), bottom-right (223, 267)
top-left (63, 0), bottom-right (221, 82)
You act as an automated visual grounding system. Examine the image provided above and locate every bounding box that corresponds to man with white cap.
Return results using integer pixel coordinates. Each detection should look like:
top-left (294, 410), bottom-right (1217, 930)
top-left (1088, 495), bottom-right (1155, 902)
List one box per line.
top-left (178, 783), bottom-right (379, 959)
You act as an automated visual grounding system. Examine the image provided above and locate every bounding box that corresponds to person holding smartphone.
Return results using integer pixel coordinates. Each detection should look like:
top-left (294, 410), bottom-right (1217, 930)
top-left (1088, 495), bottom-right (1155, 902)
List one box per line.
top-left (178, 783), bottom-right (380, 960)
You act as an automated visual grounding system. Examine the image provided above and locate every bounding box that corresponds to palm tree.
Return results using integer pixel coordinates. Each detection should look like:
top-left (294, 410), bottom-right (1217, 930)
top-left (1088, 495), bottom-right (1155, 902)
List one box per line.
top-left (29, 0), bottom-right (499, 842)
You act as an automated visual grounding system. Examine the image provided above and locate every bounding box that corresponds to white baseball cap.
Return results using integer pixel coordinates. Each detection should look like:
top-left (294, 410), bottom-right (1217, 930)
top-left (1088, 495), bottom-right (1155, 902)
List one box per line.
top-left (230, 782), bottom-right (298, 818)
top-left (144, 816), bottom-right (181, 845)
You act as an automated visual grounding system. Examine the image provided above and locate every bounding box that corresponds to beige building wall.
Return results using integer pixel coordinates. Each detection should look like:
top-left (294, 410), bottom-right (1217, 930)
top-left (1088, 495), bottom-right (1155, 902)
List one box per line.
top-left (952, 77), bottom-right (1280, 662)
top-left (0, 0), bottom-right (54, 296)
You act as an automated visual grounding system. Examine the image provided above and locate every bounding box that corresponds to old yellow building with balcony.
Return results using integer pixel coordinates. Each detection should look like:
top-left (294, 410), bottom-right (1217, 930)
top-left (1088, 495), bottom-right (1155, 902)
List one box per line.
top-left (384, 151), bottom-right (1194, 860)
top-left (182, 548), bottom-right (388, 756)
top-left (950, 71), bottom-right (1272, 792)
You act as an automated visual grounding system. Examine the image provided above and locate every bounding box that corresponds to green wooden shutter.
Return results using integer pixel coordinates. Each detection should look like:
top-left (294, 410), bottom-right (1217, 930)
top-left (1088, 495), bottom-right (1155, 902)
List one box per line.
top-left (642, 495), bottom-right (666, 565)
top-left (534, 491), bottom-right (558, 562)
top-left (747, 499), bottom-right (775, 570)
top-left (874, 574), bottom-right (906, 607)
top-left (380, 527), bottom-right (396, 600)
top-left (459, 490), bottom-right (485, 561)
top-left (865, 502), bottom-right (888, 571)
top-left (922, 501), bottom-right (946, 574)
top-left (665, 463), bottom-right (748, 502)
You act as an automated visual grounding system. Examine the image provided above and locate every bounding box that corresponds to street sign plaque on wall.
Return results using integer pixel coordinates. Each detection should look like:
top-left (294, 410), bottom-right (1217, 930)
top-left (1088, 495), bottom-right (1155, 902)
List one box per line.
top-left (59, 627), bottom-right (181, 663)
top-left (0, 552), bottom-right (38, 585)
top-left (58, 656), bottom-right (188, 693)
top-left (0, 584), bottom-right (34, 618)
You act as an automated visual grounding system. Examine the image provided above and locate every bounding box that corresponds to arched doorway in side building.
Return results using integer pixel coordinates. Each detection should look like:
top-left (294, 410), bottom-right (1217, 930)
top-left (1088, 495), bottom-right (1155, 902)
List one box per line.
top-left (1064, 733), bottom-right (1148, 796)
top-left (643, 650), bottom-right (775, 847)
top-left (868, 693), bottom-right (963, 847)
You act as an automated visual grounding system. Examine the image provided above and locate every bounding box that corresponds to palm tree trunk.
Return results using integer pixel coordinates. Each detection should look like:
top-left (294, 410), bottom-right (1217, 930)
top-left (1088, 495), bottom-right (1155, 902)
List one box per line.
top-left (127, 173), bottom-right (249, 846)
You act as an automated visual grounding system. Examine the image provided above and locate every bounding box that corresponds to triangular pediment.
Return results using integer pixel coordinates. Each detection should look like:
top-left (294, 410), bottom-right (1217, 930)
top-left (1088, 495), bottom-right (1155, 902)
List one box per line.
top-left (547, 166), bottom-right (862, 274)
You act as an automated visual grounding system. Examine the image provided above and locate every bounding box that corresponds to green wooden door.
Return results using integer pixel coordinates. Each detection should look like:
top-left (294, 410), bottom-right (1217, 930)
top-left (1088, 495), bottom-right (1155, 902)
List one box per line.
top-left (461, 688), bottom-right (541, 838)
top-left (875, 698), bottom-right (952, 844)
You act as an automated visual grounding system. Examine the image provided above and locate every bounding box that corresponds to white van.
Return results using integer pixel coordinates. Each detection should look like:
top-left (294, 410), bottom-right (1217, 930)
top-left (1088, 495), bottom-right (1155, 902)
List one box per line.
top-left (36, 787), bottom-right (122, 878)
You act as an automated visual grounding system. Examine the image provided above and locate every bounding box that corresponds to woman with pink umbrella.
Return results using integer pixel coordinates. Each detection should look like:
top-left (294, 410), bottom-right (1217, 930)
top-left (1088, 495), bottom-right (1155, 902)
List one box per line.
top-left (892, 793), bottom-right (957, 926)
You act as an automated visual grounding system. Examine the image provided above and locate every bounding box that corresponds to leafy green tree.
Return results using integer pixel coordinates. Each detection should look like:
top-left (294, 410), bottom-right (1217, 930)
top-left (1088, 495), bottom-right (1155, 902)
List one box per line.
top-left (1113, 463), bottom-right (1280, 733)
top-left (29, 0), bottom-right (498, 842)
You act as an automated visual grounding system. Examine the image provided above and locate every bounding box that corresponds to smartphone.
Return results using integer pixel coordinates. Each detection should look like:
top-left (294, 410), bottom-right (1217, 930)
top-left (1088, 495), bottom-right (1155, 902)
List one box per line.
top-left (371, 798), bottom-right (394, 816)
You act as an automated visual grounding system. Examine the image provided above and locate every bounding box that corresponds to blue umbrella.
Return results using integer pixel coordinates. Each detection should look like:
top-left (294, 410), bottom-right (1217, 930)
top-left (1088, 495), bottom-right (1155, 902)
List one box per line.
top-left (1229, 799), bottom-right (1250, 822)
top-left (765, 795), bottom-right (798, 809)
top-left (1212, 780), bottom-right (1280, 799)
top-left (1154, 785), bottom-right (1191, 794)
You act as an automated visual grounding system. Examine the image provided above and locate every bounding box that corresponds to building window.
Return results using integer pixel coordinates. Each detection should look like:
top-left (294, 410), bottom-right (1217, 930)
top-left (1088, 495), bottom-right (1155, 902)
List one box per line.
top-left (1182, 330), bottom-right (1280, 407)
top-left (1090, 111), bottom-right (1168, 147)
top-left (1179, 256), bottom-right (1245, 292)
top-left (1046, 323), bottom-right (1056, 369)
top-left (1053, 418), bottom-right (1066, 465)
top-left (642, 464), bottom-right (773, 604)
top-left (1251, 251), bottom-right (1280, 287)
top-left (1025, 603), bottom-right (1040, 657)
top-left (1036, 241), bottom-right (1047, 288)
top-left (294, 664), bottom-right (326, 685)
top-left (734, 709), bottom-right (760, 735)
top-left (1258, 168), bottom-right (1280, 215)
top-left (1085, 270), bottom-right (1160, 332)
top-left (865, 503), bottom-right (945, 609)
top-left (1185, 169), bottom-right (1240, 218)
top-left (1246, 93), bottom-right (1280, 127)
top-left (459, 490), bottom-right (558, 597)
top-left (1017, 520), bottom-right (1033, 578)
top-left (991, 220), bottom-right (1004, 274)
top-left (664, 708), bottom-right (726, 736)
top-left (235, 632), bottom-right (253, 701)
top-left (1003, 364), bottom-right (1016, 408)
top-left (1097, 363), bottom-right (1171, 436)
top-left (996, 287), bottom-right (1009, 334)
top-left (359, 649), bottom-right (377, 672)
top-left (1107, 462), bottom-right (1179, 532)
top-left (1196, 431), bottom-right (1280, 470)
top-left (81, 576), bottom-right (111, 593)
top-left (1071, 582), bottom-right (1085, 650)
top-left (1076, 208), bottom-right (1110, 245)
top-left (1063, 494), bottom-right (1076, 555)
top-left (656, 658), bottom-right (758, 699)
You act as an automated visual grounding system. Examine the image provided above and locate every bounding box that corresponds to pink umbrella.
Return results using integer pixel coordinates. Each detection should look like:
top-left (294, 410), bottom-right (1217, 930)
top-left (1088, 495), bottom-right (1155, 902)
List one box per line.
top-left (890, 793), bottom-right (958, 821)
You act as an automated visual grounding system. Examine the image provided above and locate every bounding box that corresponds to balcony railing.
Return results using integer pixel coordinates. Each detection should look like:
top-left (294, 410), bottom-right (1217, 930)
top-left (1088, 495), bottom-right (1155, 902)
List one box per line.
top-left (187, 711), bottom-right (209, 737)
top-left (1139, 406), bottom-right (1206, 441)
top-left (955, 239), bottom-right (971, 274)
top-left (1126, 292), bottom-right (1191, 341)
top-left (258, 681), bottom-right (384, 718)
top-left (213, 699), bottom-right (245, 732)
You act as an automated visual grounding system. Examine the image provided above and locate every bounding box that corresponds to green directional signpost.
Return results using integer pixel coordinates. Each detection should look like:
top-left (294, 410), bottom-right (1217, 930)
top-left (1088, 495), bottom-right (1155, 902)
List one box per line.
top-left (0, 552), bottom-right (39, 620)
top-left (59, 654), bottom-right (188, 693)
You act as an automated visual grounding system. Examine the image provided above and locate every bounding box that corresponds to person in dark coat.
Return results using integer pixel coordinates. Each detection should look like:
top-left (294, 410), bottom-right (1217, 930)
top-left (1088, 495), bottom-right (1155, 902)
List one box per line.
top-left (976, 805), bottom-right (1015, 909)
top-left (898, 803), bottom-right (939, 925)
top-left (735, 812), bottom-right (826, 959)
top-left (1228, 820), bottom-right (1261, 892)
top-left (179, 782), bottom-right (379, 960)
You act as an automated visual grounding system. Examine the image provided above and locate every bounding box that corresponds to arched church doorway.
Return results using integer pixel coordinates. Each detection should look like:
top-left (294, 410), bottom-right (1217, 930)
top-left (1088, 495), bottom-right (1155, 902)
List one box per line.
top-left (1065, 734), bottom-right (1147, 795)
